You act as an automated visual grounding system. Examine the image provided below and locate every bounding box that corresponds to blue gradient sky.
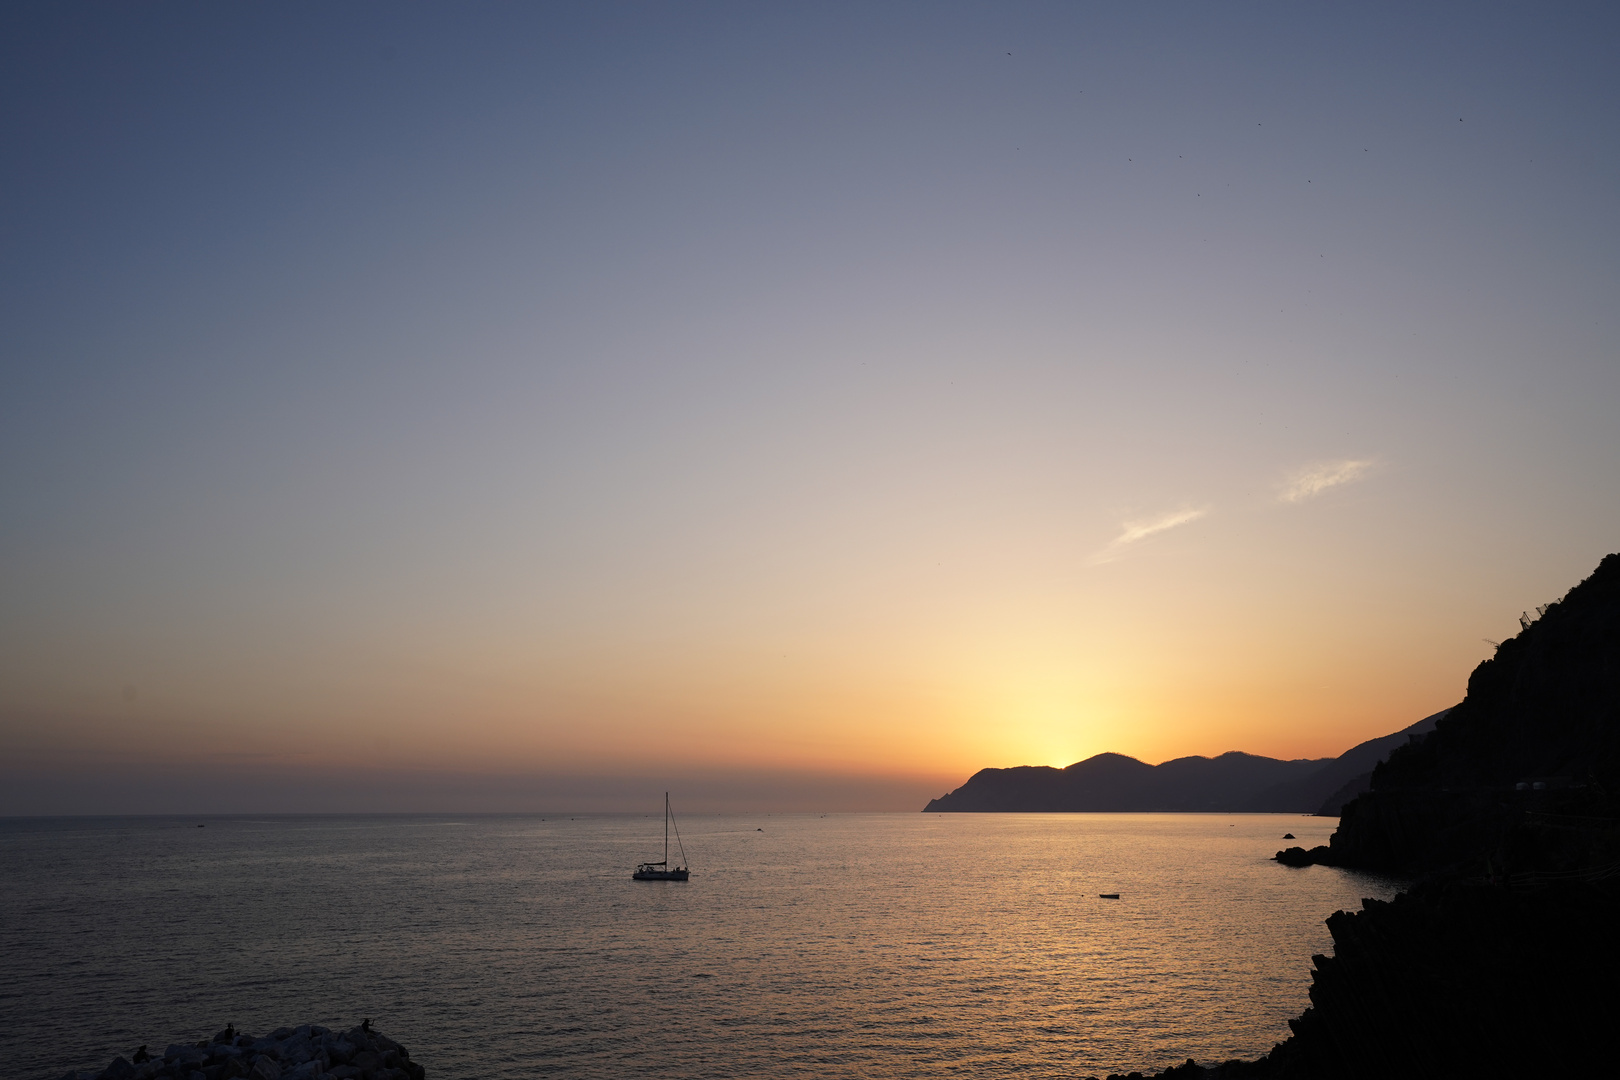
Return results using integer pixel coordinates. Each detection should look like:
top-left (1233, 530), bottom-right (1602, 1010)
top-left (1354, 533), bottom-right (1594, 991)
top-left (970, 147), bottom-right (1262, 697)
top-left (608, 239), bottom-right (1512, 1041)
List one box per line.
top-left (3, 3), bottom-right (1618, 812)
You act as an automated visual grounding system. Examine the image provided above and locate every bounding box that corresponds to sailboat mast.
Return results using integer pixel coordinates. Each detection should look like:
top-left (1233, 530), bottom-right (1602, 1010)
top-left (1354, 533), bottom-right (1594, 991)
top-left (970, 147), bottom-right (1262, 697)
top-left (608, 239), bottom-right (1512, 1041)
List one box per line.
top-left (664, 791), bottom-right (670, 864)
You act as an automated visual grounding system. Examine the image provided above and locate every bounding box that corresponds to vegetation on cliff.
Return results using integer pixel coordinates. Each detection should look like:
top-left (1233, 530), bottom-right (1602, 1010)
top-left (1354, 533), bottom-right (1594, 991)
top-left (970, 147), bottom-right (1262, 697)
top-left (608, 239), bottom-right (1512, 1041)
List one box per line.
top-left (1246, 553), bottom-right (1620, 1080)
top-left (1117, 553), bottom-right (1620, 1080)
top-left (1331, 551), bottom-right (1620, 876)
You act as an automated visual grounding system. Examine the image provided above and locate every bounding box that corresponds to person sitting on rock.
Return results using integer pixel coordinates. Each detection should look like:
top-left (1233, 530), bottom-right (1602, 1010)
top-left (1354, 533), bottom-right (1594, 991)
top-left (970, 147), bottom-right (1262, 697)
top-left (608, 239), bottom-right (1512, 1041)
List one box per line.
top-left (132, 1047), bottom-right (150, 1064)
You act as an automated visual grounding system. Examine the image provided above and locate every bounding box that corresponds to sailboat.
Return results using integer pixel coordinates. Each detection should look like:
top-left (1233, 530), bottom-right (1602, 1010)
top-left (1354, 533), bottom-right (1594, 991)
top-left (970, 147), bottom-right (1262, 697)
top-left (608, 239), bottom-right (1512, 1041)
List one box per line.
top-left (632, 792), bottom-right (691, 880)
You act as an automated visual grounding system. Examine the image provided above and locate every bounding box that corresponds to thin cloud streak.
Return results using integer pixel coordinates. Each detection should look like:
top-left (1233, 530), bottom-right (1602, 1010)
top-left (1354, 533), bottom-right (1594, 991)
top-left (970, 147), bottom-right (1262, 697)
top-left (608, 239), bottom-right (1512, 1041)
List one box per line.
top-left (1090, 507), bottom-right (1209, 565)
top-left (1279, 459), bottom-right (1376, 503)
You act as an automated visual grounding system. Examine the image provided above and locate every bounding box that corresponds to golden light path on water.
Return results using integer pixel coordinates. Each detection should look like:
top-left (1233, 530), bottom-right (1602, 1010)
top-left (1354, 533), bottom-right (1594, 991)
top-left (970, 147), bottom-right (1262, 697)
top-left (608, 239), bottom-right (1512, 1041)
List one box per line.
top-left (2, 813), bottom-right (1399, 1078)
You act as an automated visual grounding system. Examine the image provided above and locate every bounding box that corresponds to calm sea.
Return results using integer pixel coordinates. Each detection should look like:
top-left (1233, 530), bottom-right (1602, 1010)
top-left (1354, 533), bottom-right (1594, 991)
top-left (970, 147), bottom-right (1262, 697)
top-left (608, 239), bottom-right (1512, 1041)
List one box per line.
top-left (0, 813), bottom-right (1397, 1079)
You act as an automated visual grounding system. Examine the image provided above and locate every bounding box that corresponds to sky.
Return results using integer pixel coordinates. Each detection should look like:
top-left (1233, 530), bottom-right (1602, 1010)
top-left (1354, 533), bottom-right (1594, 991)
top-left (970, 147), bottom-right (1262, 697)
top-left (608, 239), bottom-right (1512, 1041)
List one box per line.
top-left (3, 2), bottom-right (1618, 813)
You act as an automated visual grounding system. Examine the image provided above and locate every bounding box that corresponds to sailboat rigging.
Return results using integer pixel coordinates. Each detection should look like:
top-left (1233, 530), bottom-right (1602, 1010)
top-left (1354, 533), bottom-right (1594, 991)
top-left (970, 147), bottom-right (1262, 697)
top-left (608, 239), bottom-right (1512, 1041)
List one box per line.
top-left (632, 792), bottom-right (691, 881)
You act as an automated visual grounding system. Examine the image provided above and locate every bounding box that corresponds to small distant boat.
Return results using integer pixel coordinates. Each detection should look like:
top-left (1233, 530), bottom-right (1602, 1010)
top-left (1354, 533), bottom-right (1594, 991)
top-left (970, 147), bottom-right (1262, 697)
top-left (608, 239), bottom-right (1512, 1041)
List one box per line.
top-left (633, 792), bottom-right (691, 881)
top-left (1099, 893), bottom-right (1120, 900)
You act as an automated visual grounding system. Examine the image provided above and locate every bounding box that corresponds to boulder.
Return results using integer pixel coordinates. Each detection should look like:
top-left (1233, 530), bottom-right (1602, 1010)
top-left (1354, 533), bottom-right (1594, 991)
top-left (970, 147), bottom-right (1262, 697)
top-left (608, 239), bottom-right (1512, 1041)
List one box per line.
top-left (280, 1041), bottom-right (314, 1067)
top-left (68, 1024), bottom-right (421, 1080)
top-left (1274, 845), bottom-right (1332, 867)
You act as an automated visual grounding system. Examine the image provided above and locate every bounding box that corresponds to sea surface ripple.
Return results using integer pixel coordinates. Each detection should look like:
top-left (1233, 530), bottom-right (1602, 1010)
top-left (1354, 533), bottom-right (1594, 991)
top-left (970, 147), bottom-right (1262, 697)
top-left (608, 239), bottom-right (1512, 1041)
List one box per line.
top-left (0, 812), bottom-right (1399, 1079)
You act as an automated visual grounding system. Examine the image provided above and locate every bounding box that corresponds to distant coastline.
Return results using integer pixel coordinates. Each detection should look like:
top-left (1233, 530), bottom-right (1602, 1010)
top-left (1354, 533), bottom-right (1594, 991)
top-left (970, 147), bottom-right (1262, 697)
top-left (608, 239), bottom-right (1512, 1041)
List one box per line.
top-left (924, 710), bottom-right (1446, 814)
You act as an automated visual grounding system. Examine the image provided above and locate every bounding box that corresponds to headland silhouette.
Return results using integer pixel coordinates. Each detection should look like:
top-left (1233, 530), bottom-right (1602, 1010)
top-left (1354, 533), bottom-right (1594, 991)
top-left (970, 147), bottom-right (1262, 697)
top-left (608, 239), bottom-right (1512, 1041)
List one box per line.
top-left (925, 710), bottom-right (1447, 815)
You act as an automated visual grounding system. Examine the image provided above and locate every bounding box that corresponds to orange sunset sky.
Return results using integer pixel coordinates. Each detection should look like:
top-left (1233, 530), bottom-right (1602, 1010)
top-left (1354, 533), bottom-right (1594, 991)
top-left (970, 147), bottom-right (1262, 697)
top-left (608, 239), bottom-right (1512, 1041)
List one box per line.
top-left (2, 5), bottom-right (1617, 812)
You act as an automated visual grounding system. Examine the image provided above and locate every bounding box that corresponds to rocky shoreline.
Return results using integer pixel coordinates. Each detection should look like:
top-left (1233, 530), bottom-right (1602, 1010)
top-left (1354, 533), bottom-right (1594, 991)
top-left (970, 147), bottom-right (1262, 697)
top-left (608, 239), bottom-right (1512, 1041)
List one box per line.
top-left (1099, 552), bottom-right (1620, 1079)
top-left (59, 1025), bottom-right (424, 1080)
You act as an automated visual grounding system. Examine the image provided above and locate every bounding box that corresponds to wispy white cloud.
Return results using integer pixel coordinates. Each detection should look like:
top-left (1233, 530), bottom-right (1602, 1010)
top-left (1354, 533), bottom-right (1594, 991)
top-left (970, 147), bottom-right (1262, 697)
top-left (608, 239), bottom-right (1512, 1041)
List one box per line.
top-left (1089, 506), bottom-right (1209, 565)
top-left (1278, 458), bottom-right (1375, 503)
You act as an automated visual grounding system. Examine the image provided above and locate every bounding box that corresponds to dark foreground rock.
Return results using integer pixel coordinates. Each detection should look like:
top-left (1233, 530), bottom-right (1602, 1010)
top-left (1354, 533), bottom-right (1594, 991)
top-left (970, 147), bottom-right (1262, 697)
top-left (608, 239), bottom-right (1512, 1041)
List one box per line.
top-left (1093, 872), bottom-right (1620, 1080)
top-left (59, 1024), bottom-right (423, 1080)
top-left (1099, 553), bottom-right (1620, 1080)
top-left (1271, 845), bottom-right (1331, 867)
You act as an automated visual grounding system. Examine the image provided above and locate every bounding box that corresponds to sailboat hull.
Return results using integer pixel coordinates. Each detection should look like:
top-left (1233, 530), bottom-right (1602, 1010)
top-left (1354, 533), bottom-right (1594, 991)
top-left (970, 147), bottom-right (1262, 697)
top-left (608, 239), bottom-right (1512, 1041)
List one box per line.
top-left (633, 792), bottom-right (691, 880)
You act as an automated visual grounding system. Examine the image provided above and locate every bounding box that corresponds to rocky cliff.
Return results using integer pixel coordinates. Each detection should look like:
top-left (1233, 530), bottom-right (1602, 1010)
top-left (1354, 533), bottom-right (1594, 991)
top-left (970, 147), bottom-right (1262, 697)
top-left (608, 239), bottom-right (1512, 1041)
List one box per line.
top-left (1103, 553), bottom-right (1620, 1080)
top-left (1243, 553), bottom-right (1620, 1079)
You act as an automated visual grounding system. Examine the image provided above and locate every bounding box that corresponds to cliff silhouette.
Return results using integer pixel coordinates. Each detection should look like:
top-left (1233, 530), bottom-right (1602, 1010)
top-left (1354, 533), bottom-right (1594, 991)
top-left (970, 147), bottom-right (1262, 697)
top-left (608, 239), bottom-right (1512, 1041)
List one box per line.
top-left (1119, 553), bottom-right (1620, 1080)
top-left (1326, 554), bottom-right (1620, 876)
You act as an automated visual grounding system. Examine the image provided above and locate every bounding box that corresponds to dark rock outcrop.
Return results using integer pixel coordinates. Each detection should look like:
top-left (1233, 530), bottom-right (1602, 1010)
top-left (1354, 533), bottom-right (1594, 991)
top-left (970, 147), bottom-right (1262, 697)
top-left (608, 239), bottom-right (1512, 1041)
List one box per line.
top-left (59, 1025), bottom-right (423, 1080)
top-left (1118, 552), bottom-right (1620, 1079)
top-left (1330, 552), bottom-right (1620, 878)
top-left (1271, 845), bottom-right (1330, 867)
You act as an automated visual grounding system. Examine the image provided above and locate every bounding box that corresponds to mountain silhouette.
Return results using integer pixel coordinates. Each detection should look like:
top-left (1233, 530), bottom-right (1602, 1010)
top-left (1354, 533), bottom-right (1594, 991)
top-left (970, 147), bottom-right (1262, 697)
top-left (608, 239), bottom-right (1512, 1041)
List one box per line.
top-left (1268, 708), bottom-right (1448, 815)
top-left (927, 735), bottom-right (1378, 813)
top-left (923, 710), bottom-right (1453, 814)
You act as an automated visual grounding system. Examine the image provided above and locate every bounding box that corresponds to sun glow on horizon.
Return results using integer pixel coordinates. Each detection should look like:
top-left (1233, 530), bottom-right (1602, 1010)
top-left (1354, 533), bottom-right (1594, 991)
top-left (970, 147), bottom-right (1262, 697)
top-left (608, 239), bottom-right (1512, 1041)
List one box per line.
top-left (2, 5), bottom-right (1617, 813)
